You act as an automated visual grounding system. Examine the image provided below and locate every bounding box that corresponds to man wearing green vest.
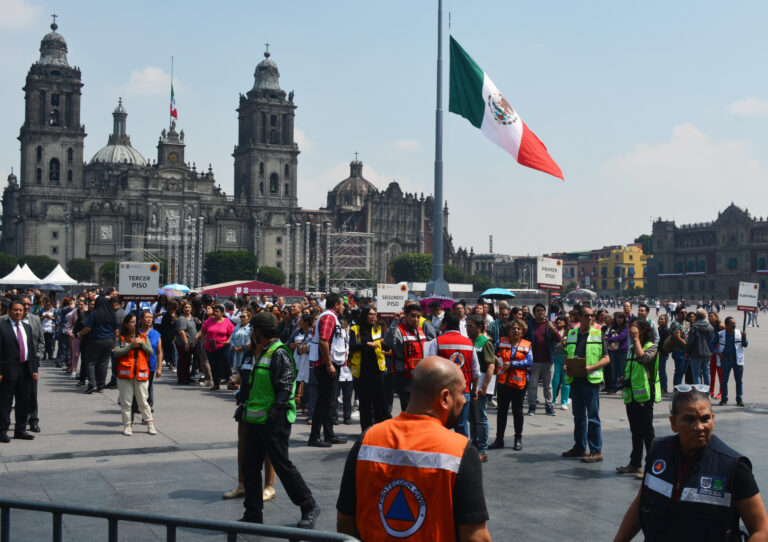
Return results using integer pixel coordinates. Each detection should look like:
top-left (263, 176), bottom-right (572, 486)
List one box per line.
top-left (240, 312), bottom-right (320, 528)
top-left (617, 318), bottom-right (661, 477)
top-left (562, 304), bottom-right (610, 463)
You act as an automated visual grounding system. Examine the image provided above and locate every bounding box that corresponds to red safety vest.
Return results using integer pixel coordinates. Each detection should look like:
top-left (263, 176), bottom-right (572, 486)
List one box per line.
top-left (398, 322), bottom-right (426, 379)
top-left (355, 413), bottom-right (467, 542)
top-left (116, 334), bottom-right (151, 381)
top-left (495, 337), bottom-right (531, 390)
top-left (435, 331), bottom-right (474, 393)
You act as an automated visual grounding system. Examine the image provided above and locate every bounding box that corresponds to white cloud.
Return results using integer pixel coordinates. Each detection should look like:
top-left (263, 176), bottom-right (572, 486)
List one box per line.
top-left (294, 128), bottom-right (313, 151)
top-left (727, 97), bottom-right (768, 116)
top-left (393, 139), bottom-right (422, 152)
top-left (0, 0), bottom-right (42, 29)
top-left (118, 66), bottom-right (183, 97)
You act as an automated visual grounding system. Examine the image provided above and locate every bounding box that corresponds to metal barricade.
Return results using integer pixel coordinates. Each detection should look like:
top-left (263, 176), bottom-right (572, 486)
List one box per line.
top-left (0, 498), bottom-right (359, 542)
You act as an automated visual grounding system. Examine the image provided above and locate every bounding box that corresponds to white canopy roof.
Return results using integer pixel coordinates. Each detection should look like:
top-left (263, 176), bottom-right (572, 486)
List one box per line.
top-left (0, 264), bottom-right (41, 285)
top-left (41, 264), bottom-right (78, 285)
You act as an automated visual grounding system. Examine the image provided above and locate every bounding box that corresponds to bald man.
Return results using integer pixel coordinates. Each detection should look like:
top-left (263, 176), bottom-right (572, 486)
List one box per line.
top-left (337, 357), bottom-right (491, 542)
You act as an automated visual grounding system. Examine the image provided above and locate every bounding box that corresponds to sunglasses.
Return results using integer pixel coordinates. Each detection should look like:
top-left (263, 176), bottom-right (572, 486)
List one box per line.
top-left (674, 384), bottom-right (710, 393)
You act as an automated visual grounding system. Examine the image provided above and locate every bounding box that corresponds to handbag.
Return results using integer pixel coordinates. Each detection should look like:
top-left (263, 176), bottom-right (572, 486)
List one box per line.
top-left (662, 334), bottom-right (674, 354)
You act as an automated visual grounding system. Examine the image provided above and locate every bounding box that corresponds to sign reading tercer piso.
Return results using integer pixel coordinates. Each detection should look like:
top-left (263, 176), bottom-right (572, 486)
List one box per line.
top-left (737, 281), bottom-right (759, 312)
top-left (537, 257), bottom-right (563, 291)
top-left (119, 262), bottom-right (160, 301)
top-left (377, 283), bottom-right (409, 317)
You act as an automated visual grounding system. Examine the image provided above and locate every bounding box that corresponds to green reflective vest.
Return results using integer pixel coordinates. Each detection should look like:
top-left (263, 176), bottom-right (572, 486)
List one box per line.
top-left (564, 327), bottom-right (604, 385)
top-left (245, 340), bottom-right (297, 424)
top-left (622, 341), bottom-right (661, 404)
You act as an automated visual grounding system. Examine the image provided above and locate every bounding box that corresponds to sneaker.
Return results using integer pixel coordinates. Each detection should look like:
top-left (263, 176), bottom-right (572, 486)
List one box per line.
top-left (562, 447), bottom-right (587, 458)
top-left (526, 407), bottom-right (536, 416)
top-left (297, 503), bottom-right (321, 529)
top-left (616, 464), bottom-right (642, 474)
top-left (581, 452), bottom-right (604, 463)
top-left (222, 486), bottom-right (245, 499)
top-left (737, 400), bottom-right (745, 407)
top-left (718, 399), bottom-right (728, 406)
top-left (123, 424), bottom-right (132, 436)
top-left (545, 406), bottom-right (556, 416)
top-left (147, 422), bottom-right (157, 435)
top-left (488, 397), bottom-right (497, 408)
top-left (560, 403), bottom-right (568, 410)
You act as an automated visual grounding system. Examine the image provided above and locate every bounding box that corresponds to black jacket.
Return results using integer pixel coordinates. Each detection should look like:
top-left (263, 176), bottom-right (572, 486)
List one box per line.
top-left (686, 319), bottom-right (714, 358)
top-left (268, 342), bottom-right (296, 412)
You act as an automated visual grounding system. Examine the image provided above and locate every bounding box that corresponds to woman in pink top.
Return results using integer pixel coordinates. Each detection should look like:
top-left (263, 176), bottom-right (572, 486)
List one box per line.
top-left (199, 304), bottom-right (234, 390)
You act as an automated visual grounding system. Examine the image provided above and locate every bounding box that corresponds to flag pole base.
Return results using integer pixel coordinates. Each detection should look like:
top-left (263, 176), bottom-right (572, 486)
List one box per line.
top-left (424, 278), bottom-right (451, 298)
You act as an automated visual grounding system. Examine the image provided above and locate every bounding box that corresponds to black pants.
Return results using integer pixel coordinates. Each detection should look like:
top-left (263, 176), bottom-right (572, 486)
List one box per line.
top-left (333, 379), bottom-right (354, 422)
top-left (383, 369), bottom-right (394, 417)
top-left (309, 366), bottom-right (338, 441)
top-left (208, 347), bottom-right (230, 385)
top-left (357, 367), bottom-right (390, 430)
top-left (242, 417), bottom-right (314, 518)
top-left (43, 332), bottom-right (55, 360)
top-left (55, 333), bottom-right (70, 365)
top-left (626, 401), bottom-right (655, 467)
top-left (496, 385), bottom-right (525, 440)
top-left (394, 372), bottom-right (411, 412)
top-left (86, 338), bottom-right (113, 389)
top-left (28, 377), bottom-right (38, 426)
top-left (0, 371), bottom-right (32, 434)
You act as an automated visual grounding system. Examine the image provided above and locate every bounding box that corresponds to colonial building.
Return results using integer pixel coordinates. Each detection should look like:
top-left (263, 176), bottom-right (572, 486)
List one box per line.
top-left (2, 21), bottom-right (453, 289)
top-left (647, 203), bottom-right (768, 299)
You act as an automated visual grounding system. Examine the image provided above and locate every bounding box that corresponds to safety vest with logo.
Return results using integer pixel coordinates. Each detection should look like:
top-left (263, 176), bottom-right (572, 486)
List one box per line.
top-left (564, 327), bottom-right (604, 385)
top-left (244, 340), bottom-right (297, 424)
top-left (436, 331), bottom-right (474, 393)
top-left (623, 341), bottom-right (661, 404)
top-left (308, 309), bottom-right (347, 365)
top-left (356, 412), bottom-right (468, 542)
top-left (349, 324), bottom-right (386, 378)
top-left (116, 334), bottom-right (150, 381)
top-left (398, 322), bottom-right (426, 379)
top-left (640, 434), bottom-right (746, 541)
top-left (495, 337), bottom-right (532, 389)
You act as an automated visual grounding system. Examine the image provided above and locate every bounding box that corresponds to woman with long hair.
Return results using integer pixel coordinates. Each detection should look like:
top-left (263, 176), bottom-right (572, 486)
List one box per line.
top-left (78, 295), bottom-right (119, 393)
top-left (158, 299), bottom-right (178, 373)
top-left (605, 312), bottom-right (630, 393)
top-left (349, 306), bottom-right (389, 430)
top-left (199, 304), bottom-right (234, 390)
top-left (133, 310), bottom-right (162, 418)
top-left (113, 313), bottom-right (156, 436)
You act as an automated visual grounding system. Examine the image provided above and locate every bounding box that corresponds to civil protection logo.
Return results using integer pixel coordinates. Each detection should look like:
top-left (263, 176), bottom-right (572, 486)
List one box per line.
top-left (449, 351), bottom-right (466, 369)
top-left (149, 264), bottom-right (159, 272)
top-left (378, 479), bottom-right (426, 538)
top-left (652, 459), bottom-right (666, 475)
top-left (487, 92), bottom-right (519, 126)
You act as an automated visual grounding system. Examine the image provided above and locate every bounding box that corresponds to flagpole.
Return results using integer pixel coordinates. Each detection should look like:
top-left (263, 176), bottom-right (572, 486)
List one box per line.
top-left (425, 0), bottom-right (450, 297)
top-left (170, 56), bottom-right (174, 131)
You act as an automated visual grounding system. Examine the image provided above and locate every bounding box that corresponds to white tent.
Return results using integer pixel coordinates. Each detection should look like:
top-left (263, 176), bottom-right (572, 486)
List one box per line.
top-left (0, 264), bottom-right (41, 285)
top-left (41, 264), bottom-right (78, 285)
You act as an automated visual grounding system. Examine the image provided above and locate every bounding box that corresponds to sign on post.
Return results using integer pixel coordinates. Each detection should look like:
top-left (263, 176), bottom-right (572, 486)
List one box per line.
top-left (377, 283), bottom-right (409, 317)
top-left (737, 282), bottom-right (759, 312)
top-left (536, 257), bottom-right (563, 291)
top-left (119, 262), bottom-right (160, 302)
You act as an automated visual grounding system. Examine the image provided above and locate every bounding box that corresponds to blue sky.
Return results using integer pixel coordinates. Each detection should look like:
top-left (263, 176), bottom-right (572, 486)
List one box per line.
top-left (2, 0), bottom-right (768, 256)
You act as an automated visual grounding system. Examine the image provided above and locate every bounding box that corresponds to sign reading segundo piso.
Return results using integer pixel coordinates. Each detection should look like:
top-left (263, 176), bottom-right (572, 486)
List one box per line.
top-left (377, 283), bottom-right (409, 317)
top-left (536, 257), bottom-right (563, 291)
top-left (119, 262), bottom-right (160, 302)
top-left (737, 281), bottom-right (759, 312)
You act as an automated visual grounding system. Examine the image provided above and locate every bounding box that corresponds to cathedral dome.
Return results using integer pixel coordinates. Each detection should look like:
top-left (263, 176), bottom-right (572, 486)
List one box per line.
top-left (38, 21), bottom-right (69, 67)
top-left (252, 48), bottom-right (281, 91)
top-left (90, 98), bottom-right (147, 166)
top-left (328, 160), bottom-right (376, 210)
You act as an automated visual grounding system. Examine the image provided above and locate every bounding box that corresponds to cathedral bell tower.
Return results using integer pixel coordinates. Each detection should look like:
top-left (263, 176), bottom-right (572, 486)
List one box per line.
top-left (233, 45), bottom-right (299, 208)
top-left (18, 17), bottom-right (85, 190)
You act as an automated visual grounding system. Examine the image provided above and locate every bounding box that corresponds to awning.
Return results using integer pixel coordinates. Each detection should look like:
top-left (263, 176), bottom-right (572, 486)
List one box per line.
top-left (201, 280), bottom-right (305, 298)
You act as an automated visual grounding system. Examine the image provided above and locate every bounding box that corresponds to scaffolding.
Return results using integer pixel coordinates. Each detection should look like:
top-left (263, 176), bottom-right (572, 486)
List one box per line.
top-left (327, 230), bottom-right (374, 292)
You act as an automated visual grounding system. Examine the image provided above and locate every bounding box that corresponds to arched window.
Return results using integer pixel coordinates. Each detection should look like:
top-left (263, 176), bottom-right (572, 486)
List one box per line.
top-left (284, 164), bottom-right (289, 177)
top-left (67, 169), bottom-right (73, 182)
top-left (67, 148), bottom-right (73, 164)
top-left (259, 162), bottom-right (265, 177)
top-left (49, 158), bottom-right (60, 181)
top-left (36, 168), bottom-right (42, 183)
top-left (284, 183), bottom-right (289, 196)
top-left (269, 173), bottom-right (278, 193)
top-left (36, 146), bottom-right (42, 163)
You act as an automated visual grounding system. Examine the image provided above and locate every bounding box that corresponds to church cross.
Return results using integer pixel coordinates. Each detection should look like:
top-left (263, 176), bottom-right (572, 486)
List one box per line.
top-left (354, 151), bottom-right (358, 161)
top-left (265, 41), bottom-right (270, 53)
top-left (51, 13), bottom-right (57, 25)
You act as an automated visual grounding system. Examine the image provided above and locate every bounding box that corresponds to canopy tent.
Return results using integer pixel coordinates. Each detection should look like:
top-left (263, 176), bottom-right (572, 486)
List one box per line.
top-left (0, 264), bottom-right (41, 285)
top-left (40, 264), bottom-right (78, 286)
top-left (201, 280), bottom-right (305, 299)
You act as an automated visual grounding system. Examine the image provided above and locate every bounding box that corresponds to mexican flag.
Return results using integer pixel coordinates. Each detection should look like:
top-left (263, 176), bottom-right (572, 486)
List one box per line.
top-left (170, 84), bottom-right (178, 119)
top-left (449, 36), bottom-right (563, 180)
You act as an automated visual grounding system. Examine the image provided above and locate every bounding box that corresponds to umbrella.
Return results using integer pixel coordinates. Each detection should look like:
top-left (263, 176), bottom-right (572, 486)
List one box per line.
top-left (162, 283), bottom-right (190, 292)
top-left (479, 288), bottom-right (516, 300)
top-left (159, 284), bottom-right (191, 298)
top-left (419, 296), bottom-right (455, 311)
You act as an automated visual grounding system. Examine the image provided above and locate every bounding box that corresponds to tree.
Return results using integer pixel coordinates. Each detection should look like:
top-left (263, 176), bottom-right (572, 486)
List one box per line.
top-left (99, 261), bottom-right (118, 285)
top-left (20, 255), bottom-right (57, 278)
top-left (203, 250), bottom-right (258, 284)
top-left (470, 274), bottom-right (493, 292)
top-left (564, 280), bottom-right (579, 294)
top-left (390, 253), bottom-right (432, 282)
top-left (443, 264), bottom-right (467, 283)
top-left (0, 253), bottom-right (17, 277)
top-left (634, 234), bottom-right (653, 255)
top-left (67, 258), bottom-right (94, 282)
top-left (257, 266), bottom-right (286, 286)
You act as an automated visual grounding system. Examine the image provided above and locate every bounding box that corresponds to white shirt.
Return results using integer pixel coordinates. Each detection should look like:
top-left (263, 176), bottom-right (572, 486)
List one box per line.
top-left (11, 319), bottom-right (29, 361)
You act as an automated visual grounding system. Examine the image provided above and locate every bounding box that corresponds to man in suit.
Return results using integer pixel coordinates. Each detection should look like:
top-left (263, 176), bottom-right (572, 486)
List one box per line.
top-left (21, 296), bottom-right (44, 433)
top-left (0, 298), bottom-right (38, 442)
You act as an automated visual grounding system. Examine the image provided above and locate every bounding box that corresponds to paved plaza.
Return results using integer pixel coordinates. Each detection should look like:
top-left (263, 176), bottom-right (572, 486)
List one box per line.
top-left (1, 307), bottom-right (767, 540)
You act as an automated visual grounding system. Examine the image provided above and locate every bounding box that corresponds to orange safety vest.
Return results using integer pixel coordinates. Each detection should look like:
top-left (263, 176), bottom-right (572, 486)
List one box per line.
top-left (495, 337), bottom-right (531, 390)
top-left (116, 334), bottom-right (151, 381)
top-left (435, 331), bottom-right (474, 393)
top-left (398, 322), bottom-right (426, 379)
top-left (355, 413), bottom-right (468, 542)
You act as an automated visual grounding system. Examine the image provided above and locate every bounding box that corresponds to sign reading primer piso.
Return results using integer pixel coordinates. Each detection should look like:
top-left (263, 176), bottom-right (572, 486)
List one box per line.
top-left (377, 283), bottom-right (409, 317)
top-left (537, 257), bottom-right (563, 291)
top-left (737, 281), bottom-right (759, 312)
top-left (119, 262), bottom-right (160, 301)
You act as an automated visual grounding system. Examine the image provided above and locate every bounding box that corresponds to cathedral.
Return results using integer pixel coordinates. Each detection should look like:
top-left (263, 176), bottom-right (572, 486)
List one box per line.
top-left (2, 21), bottom-right (455, 289)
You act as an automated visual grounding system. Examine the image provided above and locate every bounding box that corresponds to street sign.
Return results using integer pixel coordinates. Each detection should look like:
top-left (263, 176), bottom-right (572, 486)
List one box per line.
top-left (119, 262), bottom-right (160, 302)
top-left (537, 257), bottom-right (563, 291)
top-left (377, 283), bottom-right (409, 317)
top-left (737, 281), bottom-right (759, 312)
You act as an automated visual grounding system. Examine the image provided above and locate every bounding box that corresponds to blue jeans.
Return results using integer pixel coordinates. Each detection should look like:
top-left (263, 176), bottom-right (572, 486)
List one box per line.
top-left (455, 392), bottom-right (471, 437)
top-left (721, 356), bottom-right (744, 402)
top-left (672, 350), bottom-right (688, 387)
top-left (658, 352), bottom-right (669, 392)
top-left (470, 394), bottom-right (489, 454)
top-left (570, 382), bottom-right (601, 453)
top-left (552, 353), bottom-right (570, 405)
top-left (688, 357), bottom-right (710, 386)
top-left (608, 350), bottom-right (627, 390)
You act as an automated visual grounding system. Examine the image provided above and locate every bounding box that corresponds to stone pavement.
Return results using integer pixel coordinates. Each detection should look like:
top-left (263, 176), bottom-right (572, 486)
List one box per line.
top-left (1, 307), bottom-right (767, 540)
